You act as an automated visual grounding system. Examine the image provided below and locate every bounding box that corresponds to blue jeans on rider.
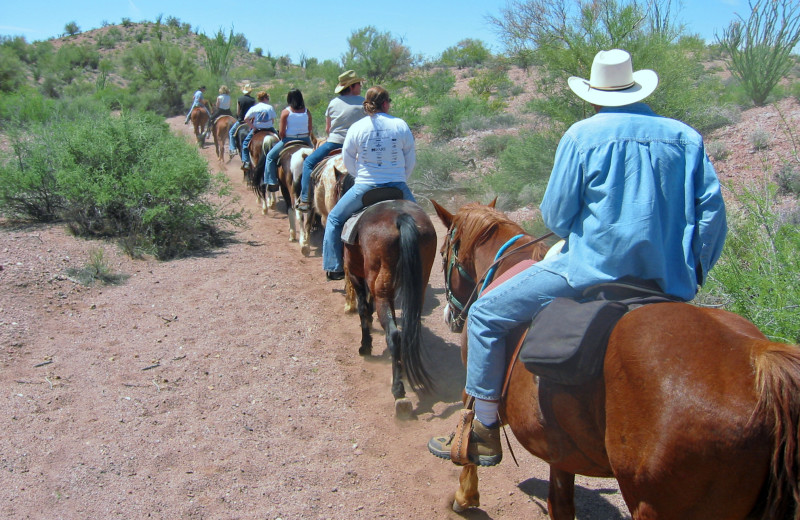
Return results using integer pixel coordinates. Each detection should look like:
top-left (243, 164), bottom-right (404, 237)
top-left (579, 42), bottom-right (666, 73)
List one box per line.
top-left (229, 121), bottom-right (241, 153)
top-left (464, 260), bottom-right (581, 401)
top-left (300, 141), bottom-right (342, 203)
top-left (321, 181), bottom-right (415, 273)
top-left (263, 136), bottom-right (313, 186)
top-left (241, 127), bottom-right (277, 164)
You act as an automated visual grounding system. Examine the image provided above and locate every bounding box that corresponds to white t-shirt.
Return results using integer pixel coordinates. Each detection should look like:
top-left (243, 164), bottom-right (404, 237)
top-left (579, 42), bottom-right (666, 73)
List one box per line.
top-left (244, 102), bottom-right (277, 129)
top-left (342, 112), bottom-right (415, 184)
top-left (216, 94), bottom-right (231, 110)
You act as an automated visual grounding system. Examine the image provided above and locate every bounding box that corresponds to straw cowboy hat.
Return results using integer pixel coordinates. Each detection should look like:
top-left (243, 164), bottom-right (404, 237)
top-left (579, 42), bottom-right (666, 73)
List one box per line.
top-left (241, 83), bottom-right (253, 95)
top-left (568, 49), bottom-right (658, 107)
top-left (334, 70), bottom-right (365, 94)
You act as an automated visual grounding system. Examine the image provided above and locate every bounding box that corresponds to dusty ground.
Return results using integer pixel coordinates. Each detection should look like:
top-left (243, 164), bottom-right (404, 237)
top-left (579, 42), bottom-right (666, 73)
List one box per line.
top-left (0, 118), bottom-right (628, 519)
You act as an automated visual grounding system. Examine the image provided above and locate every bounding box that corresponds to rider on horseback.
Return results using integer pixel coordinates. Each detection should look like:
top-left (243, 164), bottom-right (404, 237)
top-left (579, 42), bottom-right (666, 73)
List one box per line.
top-left (228, 84), bottom-right (256, 158)
top-left (428, 49), bottom-right (728, 467)
top-left (296, 70), bottom-right (367, 213)
top-left (240, 91), bottom-right (277, 169)
top-left (184, 86), bottom-right (211, 125)
top-left (209, 85), bottom-right (232, 123)
top-left (321, 86), bottom-right (417, 281)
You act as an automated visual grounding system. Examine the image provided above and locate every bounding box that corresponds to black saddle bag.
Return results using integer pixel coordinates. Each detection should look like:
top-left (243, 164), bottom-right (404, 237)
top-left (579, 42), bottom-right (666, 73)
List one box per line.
top-left (519, 280), bottom-right (678, 385)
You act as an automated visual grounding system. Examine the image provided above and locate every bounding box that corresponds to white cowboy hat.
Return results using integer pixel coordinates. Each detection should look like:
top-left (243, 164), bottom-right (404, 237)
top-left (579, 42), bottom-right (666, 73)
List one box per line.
top-left (241, 83), bottom-right (253, 95)
top-left (334, 70), bottom-right (365, 94)
top-left (568, 49), bottom-right (658, 107)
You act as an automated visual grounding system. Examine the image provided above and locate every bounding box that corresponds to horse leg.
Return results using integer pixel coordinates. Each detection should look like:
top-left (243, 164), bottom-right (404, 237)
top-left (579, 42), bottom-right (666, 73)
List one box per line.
top-left (453, 464), bottom-right (480, 512)
top-left (297, 208), bottom-right (311, 256)
top-left (344, 276), bottom-right (357, 313)
top-left (353, 278), bottom-right (373, 356)
top-left (547, 467), bottom-right (576, 520)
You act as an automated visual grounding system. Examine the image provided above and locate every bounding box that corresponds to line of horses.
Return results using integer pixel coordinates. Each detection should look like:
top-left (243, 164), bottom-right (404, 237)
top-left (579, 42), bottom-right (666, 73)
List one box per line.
top-left (195, 122), bottom-right (800, 519)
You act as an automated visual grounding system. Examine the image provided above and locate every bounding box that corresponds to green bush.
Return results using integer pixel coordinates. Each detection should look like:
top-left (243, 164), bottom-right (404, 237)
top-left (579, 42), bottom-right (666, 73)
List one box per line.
top-left (411, 144), bottom-right (465, 192)
top-left (406, 69), bottom-right (455, 104)
top-left (425, 95), bottom-right (499, 141)
top-left (484, 129), bottom-right (560, 207)
top-left (0, 99), bottom-right (243, 259)
top-left (701, 183), bottom-right (800, 343)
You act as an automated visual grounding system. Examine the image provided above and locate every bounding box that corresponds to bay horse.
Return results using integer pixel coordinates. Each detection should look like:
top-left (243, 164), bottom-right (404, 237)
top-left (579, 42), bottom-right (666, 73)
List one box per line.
top-left (276, 141), bottom-right (317, 256)
top-left (344, 198), bottom-right (437, 417)
top-left (211, 115), bottom-right (236, 162)
top-left (189, 102), bottom-right (210, 147)
top-left (242, 130), bottom-right (279, 214)
top-left (430, 199), bottom-right (800, 520)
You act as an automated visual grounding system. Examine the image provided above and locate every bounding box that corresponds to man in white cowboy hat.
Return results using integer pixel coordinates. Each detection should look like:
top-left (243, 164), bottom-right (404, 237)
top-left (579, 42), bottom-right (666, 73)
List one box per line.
top-left (228, 83), bottom-right (257, 158)
top-left (295, 70), bottom-right (366, 212)
top-left (428, 49), bottom-right (727, 467)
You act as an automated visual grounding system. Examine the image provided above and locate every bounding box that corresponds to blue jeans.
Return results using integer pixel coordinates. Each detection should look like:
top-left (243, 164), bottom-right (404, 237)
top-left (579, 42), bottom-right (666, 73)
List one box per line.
top-left (322, 181), bottom-right (415, 273)
top-left (300, 141), bottom-right (342, 203)
top-left (263, 136), bottom-right (313, 186)
top-left (242, 127), bottom-right (277, 164)
top-left (229, 121), bottom-right (242, 153)
top-left (465, 262), bottom-right (581, 400)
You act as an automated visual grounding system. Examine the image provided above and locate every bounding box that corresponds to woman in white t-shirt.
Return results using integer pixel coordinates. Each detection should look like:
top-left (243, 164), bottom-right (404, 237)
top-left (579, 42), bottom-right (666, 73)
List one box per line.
top-left (210, 85), bottom-right (232, 120)
top-left (321, 85), bottom-right (416, 280)
top-left (263, 89), bottom-right (313, 187)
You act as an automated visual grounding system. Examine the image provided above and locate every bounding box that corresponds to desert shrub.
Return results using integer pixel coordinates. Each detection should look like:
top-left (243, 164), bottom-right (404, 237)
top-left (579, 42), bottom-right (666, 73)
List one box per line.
top-left (411, 145), bottom-right (465, 193)
top-left (749, 128), bottom-right (771, 150)
top-left (701, 183), bottom-right (800, 343)
top-left (484, 129), bottom-right (560, 206)
top-left (775, 162), bottom-right (800, 196)
top-left (439, 39), bottom-right (492, 68)
top-left (478, 133), bottom-right (514, 157)
top-left (706, 141), bottom-right (731, 161)
top-left (0, 102), bottom-right (243, 259)
top-left (425, 95), bottom-right (500, 141)
top-left (0, 47), bottom-right (26, 93)
top-left (468, 67), bottom-right (514, 101)
top-left (387, 95), bottom-right (424, 131)
top-left (407, 69), bottom-right (455, 104)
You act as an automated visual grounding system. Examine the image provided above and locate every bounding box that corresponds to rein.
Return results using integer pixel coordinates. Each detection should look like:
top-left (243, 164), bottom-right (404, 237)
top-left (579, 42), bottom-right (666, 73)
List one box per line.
top-left (445, 230), bottom-right (555, 329)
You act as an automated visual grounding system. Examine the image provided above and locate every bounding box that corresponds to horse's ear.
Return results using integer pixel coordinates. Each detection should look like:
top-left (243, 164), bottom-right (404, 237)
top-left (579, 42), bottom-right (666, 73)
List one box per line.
top-left (488, 197), bottom-right (497, 208)
top-left (431, 199), bottom-right (453, 229)
top-left (333, 165), bottom-right (342, 180)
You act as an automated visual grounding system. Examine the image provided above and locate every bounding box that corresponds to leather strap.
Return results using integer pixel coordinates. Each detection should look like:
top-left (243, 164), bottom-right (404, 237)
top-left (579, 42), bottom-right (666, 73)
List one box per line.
top-left (450, 408), bottom-right (475, 465)
top-left (502, 326), bottom-right (529, 399)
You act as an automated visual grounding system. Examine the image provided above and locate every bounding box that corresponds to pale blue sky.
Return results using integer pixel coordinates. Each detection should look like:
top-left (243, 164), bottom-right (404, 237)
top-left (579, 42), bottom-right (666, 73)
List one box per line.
top-left (1, 0), bottom-right (755, 63)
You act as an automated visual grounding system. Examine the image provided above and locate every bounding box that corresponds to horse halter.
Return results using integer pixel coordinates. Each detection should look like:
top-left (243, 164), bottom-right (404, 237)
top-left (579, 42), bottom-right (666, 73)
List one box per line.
top-left (441, 226), bottom-right (554, 333)
top-left (442, 225), bottom-right (476, 332)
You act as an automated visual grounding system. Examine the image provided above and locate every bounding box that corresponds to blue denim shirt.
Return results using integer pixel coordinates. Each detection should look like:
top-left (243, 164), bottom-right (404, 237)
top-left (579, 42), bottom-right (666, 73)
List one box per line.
top-left (539, 103), bottom-right (727, 301)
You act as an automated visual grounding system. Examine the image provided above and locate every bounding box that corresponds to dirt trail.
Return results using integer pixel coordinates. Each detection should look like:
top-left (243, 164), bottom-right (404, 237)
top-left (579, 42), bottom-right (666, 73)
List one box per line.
top-left (0, 118), bottom-right (626, 519)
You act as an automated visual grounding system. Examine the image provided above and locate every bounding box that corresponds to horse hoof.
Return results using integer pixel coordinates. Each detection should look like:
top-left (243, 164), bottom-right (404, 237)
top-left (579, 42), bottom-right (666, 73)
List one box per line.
top-left (452, 499), bottom-right (468, 513)
top-left (301, 245), bottom-right (310, 257)
top-left (358, 345), bottom-right (371, 356)
top-left (395, 398), bottom-right (413, 419)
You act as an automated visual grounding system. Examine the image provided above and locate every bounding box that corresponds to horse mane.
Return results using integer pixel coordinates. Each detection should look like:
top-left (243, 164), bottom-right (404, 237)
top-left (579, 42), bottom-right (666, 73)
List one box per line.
top-left (451, 203), bottom-right (549, 268)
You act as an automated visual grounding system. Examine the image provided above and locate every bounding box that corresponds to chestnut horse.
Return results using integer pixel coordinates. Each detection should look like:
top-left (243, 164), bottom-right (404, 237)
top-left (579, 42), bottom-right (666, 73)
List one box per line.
top-left (344, 199), bottom-right (437, 418)
top-left (242, 130), bottom-right (279, 214)
top-left (211, 115), bottom-right (236, 162)
top-left (430, 199), bottom-right (800, 520)
top-left (189, 102), bottom-right (210, 146)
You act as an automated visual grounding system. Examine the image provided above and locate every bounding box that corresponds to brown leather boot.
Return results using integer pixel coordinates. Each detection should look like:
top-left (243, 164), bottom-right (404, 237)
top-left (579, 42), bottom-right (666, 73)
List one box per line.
top-left (428, 418), bottom-right (502, 467)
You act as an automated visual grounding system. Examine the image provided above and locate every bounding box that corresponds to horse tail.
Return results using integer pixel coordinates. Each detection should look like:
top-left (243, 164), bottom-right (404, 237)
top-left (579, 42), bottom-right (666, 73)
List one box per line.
top-left (395, 213), bottom-right (431, 392)
top-left (752, 341), bottom-right (800, 520)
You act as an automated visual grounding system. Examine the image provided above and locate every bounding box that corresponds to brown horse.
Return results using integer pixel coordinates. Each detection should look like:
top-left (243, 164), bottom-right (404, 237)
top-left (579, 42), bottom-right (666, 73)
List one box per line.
top-left (211, 115), bottom-right (236, 162)
top-left (189, 102), bottom-right (210, 146)
top-left (242, 130), bottom-right (279, 214)
top-left (344, 199), bottom-right (437, 417)
top-left (431, 199), bottom-right (800, 520)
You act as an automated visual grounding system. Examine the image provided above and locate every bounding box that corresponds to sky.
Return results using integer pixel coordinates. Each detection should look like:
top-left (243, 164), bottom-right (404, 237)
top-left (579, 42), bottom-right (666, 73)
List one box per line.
top-left (0, 0), bottom-right (756, 64)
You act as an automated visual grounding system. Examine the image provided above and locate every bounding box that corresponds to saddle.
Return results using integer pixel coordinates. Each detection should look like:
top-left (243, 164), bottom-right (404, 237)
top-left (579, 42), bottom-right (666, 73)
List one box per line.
top-left (512, 278), bottom-right (679, 387)
top-left (341, 187), bottom-right (404, 245)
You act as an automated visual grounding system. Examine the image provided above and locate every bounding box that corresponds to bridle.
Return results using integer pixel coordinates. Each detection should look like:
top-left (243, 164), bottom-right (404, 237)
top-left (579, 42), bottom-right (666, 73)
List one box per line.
top-left (441, 225), bottom-right (554, 332)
